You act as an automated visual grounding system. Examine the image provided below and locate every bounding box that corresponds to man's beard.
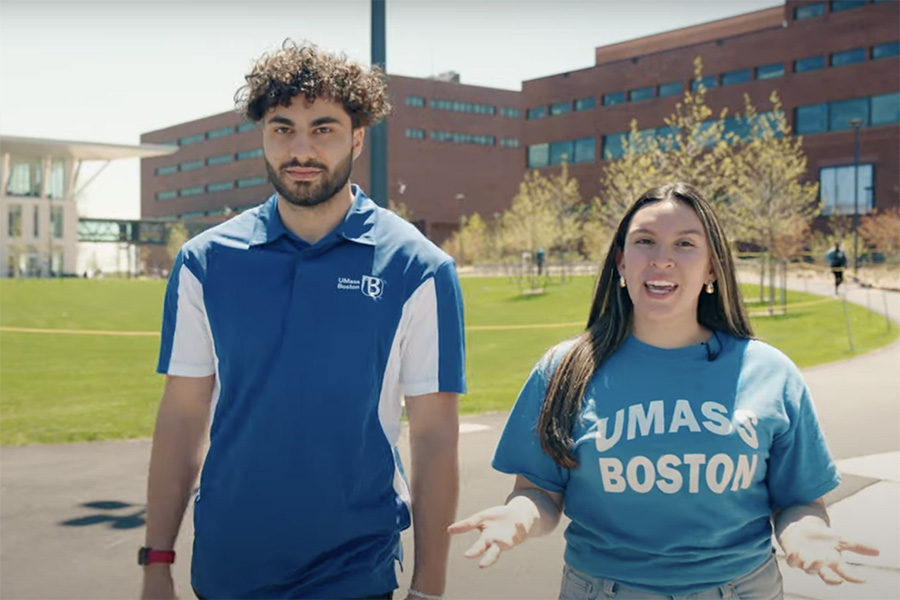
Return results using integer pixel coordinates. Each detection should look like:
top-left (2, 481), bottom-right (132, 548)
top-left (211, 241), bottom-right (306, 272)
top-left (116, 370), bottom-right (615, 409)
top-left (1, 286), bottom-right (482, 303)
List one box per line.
top-left (266, 150), bottom-right (353, 208)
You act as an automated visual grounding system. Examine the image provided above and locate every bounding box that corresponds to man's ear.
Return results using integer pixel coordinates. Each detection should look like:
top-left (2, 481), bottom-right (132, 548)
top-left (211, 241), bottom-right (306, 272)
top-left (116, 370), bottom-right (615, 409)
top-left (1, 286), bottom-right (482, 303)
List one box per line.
top-left (351, 128), bottom-right (365, 161)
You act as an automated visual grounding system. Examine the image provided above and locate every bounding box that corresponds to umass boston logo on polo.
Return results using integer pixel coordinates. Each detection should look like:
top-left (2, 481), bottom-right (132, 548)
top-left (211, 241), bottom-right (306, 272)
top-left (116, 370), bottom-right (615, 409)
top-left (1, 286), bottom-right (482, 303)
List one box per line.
top-left (336, 275), bottom-right (385, 300)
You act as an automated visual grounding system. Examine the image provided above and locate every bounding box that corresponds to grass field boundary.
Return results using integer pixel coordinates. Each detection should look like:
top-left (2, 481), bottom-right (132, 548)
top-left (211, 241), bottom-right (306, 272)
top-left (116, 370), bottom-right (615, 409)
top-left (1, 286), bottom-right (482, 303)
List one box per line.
top-left (0, 326), bottom-right (159, 337)
top-left (1, 294), bottom-right (836, 337)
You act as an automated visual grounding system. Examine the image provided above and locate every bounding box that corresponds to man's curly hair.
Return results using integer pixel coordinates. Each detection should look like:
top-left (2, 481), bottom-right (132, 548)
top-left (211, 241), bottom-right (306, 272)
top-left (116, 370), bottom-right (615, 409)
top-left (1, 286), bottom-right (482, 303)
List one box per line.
top-left (234, 39), bottom-right (391, 128)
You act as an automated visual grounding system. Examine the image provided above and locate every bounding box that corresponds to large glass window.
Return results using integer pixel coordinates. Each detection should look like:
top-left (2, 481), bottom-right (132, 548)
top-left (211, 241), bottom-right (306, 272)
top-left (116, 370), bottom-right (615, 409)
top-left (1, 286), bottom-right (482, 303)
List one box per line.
top-left (180, 186), bottom-right (204, 197)
top-left (6, 160), bottom-right (42, 196)
top-left (819, 164), bottom-right (874, 216)
top-left (500, 107), bottom-right (521, 118)
top-left (527, 106), bottom-right (548, 120)
top-left (430, 99), bottom-right (495, 114)
top-left (236, 149), bottom-right (263, 160)
top-left (405, 96), bottom-right (425, 107)
top-left (795, 103), bottom-right (828, 134)
top-left (48, 158), bottom-right (65, 199)
top-left (500, 138), bottom-right (520, 148)
top-left (872, 41), bottom-right (900, 60)
top-left (794, 2), bottom-right (825, 20)
top-left (549, 140), bottom-right (574, 166)
top-left (794, 55), bottom-right (826, 72)
top-left (156, 190), bottom-right (177, 200)
top-left (405, 129), bottom-right (425, 139)
top-left (602, 91), bottom-right (625, 106)
top-left (658, 81), bottom-right (682, 98)
top-left (527, 143), bottom-right (549, 168)
top-left (831, 47), bottom-right (866, 67)
top-left (7, 205), bottom-right (22, 237)
top-left (602, 133), bottom-right (627, 160)
top-left (756, 63), bottom-right (785, 80)
top-left (691, 75), bottom-right (717, 92)
top-left (237, 177), bottom-right (267, 188)
top-left (573, 137), bottom-right (595, 164)
top-left (33, 205), bottom-right (40, 238)
top-left (207, 126), bottom-right (234, 139)
top-left (550, 101), bottom-right (572, 116)
top-left (179, 133), bottom-right (205, 145)
top-left (830, 0), bottom-right (865, 12)
top-left (179, 160), bottom-right (204, 171)
top-left (722, 68), bottom-right (753, 86)
top-left (871, 92), bottom-right (900, 125)
top-left (829, 97), bottom-right (869, 130)
top-left (208, 181), bottom-right (235, 193)
top-left (574, 97), bottom-right (595, 111)
top-left (207, 154), bottom-right (234, 166)
top-left (51, 206), bottom-right (63, 238)
top-left (155, 165), bottom-right (177, 175)
top-left (629, 86), bottom-right (654, 102)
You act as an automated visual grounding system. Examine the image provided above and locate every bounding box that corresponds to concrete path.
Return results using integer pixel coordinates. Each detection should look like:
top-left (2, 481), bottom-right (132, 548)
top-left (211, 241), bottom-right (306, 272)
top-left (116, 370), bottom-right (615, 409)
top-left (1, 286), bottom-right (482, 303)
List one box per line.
top-left (0, 275), bottom-right (897, 599)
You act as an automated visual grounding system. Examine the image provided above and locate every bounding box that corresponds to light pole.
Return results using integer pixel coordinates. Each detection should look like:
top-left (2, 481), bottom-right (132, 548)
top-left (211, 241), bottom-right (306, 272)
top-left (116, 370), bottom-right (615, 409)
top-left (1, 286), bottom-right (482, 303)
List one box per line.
top-left (455, 193), bottom-right (465, 263)
top-left (849, 117), bottom-right (863, 277)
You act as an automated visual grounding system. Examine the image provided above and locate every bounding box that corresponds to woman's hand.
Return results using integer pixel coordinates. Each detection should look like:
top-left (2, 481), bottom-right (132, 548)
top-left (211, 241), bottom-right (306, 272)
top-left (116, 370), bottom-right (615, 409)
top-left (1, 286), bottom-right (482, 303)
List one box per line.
top-left (447, 503), bottom-right (534, 568)
top-left (776, 500), bottom-right (880, 585)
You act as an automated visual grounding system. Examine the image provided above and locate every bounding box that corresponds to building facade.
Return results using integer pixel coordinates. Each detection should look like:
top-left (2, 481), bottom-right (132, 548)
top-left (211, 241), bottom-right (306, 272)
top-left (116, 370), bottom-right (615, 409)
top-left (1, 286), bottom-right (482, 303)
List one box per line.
top-left (0, 136), bottom-right (175, 278)
top-left (139, 73), bottom-right (523, 246)
top-left (524, 0), bottom-right (899, 218)
top-left (140, 0), bottom-right (898, 258)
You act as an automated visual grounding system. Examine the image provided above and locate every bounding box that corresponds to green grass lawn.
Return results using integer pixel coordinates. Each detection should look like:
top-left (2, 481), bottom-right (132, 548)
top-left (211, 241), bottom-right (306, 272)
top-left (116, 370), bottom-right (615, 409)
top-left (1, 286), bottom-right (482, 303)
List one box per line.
top-left (1, 277), bottom-right (896, 445)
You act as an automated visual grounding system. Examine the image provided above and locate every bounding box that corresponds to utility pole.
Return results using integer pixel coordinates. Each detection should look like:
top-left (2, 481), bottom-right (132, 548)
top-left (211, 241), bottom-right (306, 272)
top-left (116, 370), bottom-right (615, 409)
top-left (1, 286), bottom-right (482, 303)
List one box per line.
top-left (370, 0), bottom-right (388, 207)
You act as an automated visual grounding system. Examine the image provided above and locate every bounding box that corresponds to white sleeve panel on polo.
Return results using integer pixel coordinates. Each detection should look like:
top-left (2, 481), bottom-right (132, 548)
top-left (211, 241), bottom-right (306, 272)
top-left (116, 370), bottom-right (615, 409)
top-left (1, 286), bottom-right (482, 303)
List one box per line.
top-left (166, 265), bottom-right (216, 377)
top-left (399, 277), bottom-right (441, 397)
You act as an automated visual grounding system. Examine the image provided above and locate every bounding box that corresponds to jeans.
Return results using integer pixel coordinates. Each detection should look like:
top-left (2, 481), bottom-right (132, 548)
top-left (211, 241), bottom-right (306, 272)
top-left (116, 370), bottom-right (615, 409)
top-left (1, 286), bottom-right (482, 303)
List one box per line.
top-left (559, 554), bottom-right (783, 600)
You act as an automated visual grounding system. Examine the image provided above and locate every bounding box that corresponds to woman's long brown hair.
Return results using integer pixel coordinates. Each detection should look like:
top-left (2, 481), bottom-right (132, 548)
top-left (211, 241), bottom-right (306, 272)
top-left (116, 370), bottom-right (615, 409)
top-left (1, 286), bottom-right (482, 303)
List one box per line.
top-left (537, 182), bottom-right (754, 468)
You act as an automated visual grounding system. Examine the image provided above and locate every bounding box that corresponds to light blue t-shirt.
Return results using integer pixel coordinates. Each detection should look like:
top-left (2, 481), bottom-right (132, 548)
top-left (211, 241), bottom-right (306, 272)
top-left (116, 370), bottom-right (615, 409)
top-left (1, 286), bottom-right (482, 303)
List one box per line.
top-left (493, 332), bottom-right (839, 595)
top-left (158, 186), bottom-right (466, 598)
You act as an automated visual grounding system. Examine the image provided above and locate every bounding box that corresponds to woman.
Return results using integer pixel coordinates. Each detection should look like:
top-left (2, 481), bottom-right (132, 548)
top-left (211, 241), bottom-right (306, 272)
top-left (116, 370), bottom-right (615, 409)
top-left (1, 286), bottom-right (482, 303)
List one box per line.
top-left (449, 183), bottom-right (877, 599)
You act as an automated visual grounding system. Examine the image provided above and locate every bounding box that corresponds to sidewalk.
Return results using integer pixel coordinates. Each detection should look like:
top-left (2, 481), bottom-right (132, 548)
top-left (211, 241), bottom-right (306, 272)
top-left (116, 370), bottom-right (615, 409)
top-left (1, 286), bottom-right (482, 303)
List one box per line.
top-left (743, 272), bottom-right (900, 600)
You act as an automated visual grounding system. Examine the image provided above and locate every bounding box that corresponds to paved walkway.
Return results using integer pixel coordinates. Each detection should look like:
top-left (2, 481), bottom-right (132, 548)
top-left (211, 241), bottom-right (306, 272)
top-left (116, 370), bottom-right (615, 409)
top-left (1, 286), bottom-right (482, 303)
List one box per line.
top-left (0, 274), bottom-right (897, 599)
top-left (747, 274), bottom-right (900, 600)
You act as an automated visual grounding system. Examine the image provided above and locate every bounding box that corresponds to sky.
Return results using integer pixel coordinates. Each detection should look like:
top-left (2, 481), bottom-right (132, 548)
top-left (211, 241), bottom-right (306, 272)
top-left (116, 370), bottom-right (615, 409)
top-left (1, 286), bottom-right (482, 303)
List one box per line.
top-left (1, 0), bottom-right (782, 219)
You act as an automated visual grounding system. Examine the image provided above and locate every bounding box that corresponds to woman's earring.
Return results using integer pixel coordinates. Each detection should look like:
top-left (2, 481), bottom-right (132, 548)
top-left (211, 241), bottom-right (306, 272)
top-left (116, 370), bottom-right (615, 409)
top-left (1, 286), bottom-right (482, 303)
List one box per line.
top-left (706, 281), bottom-right (715, 294)
top-left (619, 275), bottom-right (627, 289)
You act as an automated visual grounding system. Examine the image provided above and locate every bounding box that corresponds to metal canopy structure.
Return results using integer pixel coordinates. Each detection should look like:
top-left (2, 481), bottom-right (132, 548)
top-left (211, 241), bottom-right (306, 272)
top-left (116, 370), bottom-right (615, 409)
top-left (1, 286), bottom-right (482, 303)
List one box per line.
top-left (0, 135), bottom-right (177, 161)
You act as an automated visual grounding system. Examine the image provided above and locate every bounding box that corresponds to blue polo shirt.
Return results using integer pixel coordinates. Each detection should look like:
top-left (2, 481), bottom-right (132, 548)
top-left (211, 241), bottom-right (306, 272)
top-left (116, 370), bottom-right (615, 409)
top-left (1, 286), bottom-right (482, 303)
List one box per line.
top-left (157, 186), bottom-right (466, 599)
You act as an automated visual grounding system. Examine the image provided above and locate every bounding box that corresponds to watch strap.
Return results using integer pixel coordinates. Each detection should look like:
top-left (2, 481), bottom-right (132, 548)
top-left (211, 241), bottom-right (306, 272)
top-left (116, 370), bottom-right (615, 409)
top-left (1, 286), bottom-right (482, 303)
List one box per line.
top-left (138, 547), bottom-right (176, 565)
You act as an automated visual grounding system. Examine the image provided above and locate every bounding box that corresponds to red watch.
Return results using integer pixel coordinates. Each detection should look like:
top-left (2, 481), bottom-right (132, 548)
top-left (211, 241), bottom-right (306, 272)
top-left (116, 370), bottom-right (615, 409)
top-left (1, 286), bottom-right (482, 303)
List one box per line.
top-left (138, 547), bottom-right (176, 565)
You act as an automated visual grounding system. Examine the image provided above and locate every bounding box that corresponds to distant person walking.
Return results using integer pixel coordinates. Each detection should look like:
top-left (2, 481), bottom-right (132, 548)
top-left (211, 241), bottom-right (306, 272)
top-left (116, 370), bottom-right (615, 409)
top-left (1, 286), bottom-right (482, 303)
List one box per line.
top-left (450, 182), bottom-right (877, 599)
top-left (141, 40), bottom-right (466, 600)
top-left (829, 243), bottom-right (848, 294)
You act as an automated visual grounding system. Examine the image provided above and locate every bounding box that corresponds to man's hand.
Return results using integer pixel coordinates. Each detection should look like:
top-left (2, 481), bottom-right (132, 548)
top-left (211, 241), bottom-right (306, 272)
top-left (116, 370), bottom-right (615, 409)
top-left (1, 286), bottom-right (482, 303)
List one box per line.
top-left (140, 564), bottom-right (177, 600)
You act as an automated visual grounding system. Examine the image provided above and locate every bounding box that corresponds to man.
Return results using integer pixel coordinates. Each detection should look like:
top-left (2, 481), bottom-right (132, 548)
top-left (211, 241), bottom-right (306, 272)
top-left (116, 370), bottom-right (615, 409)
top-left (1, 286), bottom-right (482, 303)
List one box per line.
top-left (141, 41), bottom-right (465, 600)
top-left (829, 242), bottom-right (847, 294)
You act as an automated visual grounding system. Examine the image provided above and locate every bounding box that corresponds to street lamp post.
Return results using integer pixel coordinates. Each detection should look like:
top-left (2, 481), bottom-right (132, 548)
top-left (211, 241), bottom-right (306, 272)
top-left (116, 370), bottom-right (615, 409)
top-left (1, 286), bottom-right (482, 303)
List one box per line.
top-left (849, 117), bottom-right (863, 277)
top-left (455, 193), bottom-right (465, 264)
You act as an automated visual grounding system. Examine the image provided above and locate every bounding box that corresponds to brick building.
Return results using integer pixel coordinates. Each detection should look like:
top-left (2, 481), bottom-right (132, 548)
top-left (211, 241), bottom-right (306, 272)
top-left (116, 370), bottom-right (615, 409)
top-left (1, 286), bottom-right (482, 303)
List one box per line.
top-left (141, 0), bottom-right (898, 261)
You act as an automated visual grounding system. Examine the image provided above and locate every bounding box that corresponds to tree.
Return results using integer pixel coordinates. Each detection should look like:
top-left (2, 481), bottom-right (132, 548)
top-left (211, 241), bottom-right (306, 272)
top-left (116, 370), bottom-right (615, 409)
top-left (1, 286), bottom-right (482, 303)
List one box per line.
top-left (860, 207), bottom-right (900, 263)
top-left (595, 57), bottom-right (738, 236)
top-left (729, 92), bottom-right (819, 311)
top-left (166, 221), bottom-right (190, 263)
top-left (387, 199), bottom-right (412, 222)
top-left (441, 213), bottom-right (490, 266)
